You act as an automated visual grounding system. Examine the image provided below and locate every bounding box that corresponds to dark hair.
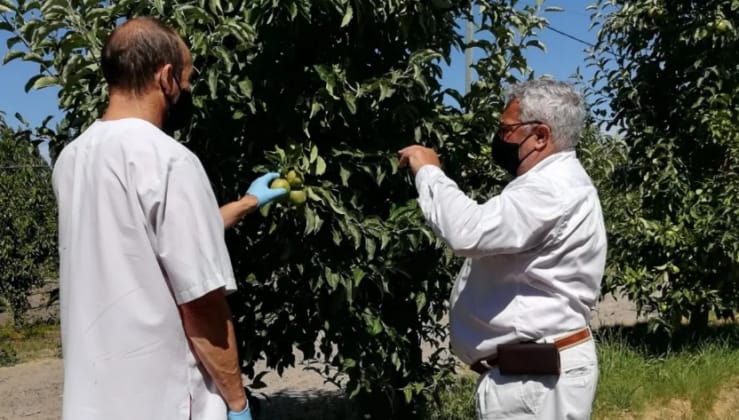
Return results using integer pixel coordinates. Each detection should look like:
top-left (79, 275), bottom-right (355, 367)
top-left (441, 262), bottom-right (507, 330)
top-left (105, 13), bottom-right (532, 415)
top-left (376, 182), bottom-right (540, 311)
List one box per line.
top-left (101, 17), bottom-right (186, 94)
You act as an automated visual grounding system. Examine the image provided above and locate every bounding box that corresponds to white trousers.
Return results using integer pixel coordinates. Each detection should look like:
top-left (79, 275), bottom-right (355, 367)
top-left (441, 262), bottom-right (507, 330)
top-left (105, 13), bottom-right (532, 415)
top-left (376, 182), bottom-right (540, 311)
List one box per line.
top-left (475, 337), bottom-right (598, 419)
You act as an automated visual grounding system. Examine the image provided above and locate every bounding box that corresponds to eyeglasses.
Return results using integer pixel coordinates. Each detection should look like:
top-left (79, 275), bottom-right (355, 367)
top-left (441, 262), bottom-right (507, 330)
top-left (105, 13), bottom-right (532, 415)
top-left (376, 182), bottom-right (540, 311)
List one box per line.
top-left (496, 120), bottom-right (542, 137)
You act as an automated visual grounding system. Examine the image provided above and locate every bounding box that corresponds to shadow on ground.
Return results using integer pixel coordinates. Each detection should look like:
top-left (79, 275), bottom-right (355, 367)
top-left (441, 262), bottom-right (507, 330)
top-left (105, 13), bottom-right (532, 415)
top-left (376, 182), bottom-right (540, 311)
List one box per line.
top-left (249, 389), bottom-right (358, 420)
top-left (594, 321), bottom-right (739, 357)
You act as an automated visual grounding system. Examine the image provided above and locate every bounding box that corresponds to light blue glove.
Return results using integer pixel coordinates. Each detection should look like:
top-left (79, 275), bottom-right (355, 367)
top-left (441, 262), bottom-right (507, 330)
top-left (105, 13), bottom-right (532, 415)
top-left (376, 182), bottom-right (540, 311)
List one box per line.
top-left (246, 172), bottom-right (287, 206)
top-left (227, 405), bottom-right (252, 420)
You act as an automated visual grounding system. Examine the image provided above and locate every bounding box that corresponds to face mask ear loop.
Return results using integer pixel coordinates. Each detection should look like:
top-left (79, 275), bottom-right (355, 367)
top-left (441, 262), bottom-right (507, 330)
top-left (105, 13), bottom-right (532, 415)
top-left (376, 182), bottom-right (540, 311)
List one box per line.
top-left (172, 73), bottom-right (183, 102)
top-left (516, 134), bottom-right (537, 165)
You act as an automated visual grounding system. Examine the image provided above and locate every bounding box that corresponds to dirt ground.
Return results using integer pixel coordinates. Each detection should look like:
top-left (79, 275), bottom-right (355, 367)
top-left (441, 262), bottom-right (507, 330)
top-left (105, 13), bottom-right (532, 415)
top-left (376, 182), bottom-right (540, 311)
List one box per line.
top-left (0, 294), bottom-right (641, 420)
top-left (599, 378), bottom-right (739, 420)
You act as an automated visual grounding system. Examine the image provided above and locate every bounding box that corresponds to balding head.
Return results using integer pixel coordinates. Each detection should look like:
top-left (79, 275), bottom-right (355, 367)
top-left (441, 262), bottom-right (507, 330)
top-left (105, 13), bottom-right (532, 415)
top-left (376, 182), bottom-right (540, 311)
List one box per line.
top-left (101, 17), bottom-right (189, 94)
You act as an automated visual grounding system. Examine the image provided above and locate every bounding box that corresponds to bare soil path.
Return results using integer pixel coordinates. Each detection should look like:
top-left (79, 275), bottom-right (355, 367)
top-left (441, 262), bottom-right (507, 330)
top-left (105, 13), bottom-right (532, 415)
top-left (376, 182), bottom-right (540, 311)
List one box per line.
top-left (0, 294), bottom-right (641, 420)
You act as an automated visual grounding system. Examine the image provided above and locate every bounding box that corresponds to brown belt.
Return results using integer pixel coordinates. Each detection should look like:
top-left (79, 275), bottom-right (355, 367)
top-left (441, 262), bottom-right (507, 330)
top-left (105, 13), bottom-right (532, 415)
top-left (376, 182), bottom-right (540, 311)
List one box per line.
top-left (470, 328), bottom-right (592, 375)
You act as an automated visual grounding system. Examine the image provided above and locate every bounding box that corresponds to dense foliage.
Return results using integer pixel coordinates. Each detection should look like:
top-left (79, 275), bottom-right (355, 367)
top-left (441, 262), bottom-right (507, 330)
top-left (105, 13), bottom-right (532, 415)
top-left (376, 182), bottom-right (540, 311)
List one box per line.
top-left (0, 112), bottom-right (57, 325)
top-left (589, 0), bottom-right (739, 329)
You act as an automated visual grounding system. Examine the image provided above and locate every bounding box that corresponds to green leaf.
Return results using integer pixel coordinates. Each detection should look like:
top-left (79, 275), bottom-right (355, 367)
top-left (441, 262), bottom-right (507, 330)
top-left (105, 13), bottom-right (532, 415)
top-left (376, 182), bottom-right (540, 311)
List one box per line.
top-left (402, 386), bottom-right (413, 403)
top-left (313, 64), bottom-right (338, 98)
top-left (14, 112), bottom-right (28, 126)
top-left (304, 205), bottom-right (317, 234)
top-left (380, 231), bottom-right (390, 250)
top-left (331, 228), bottom-right (342, 245)
top-left (238, 78), bottom-right (252, 97)
top-left (340, 5), bottom-right (353, 28)
top-left (347, 224), bottom-right (361, 249)
top-left (415, 292), bottom-right (426, 312)
top-left (343, 91), bottom-right (357, 114)
top-left (259, 202), bottom-right (271, 217)
top-left (3, 50), bottom-right (24, 65)
top-left (288, 2), bottom-right (298, 19)
top-left (24, 75), bottom-right (42, 93)
top-left (30, 76), bottom-right (58, 90)
top-left (352, 268), bottom-right (365, 287)
top-left (379, 82), bottom-right (395, 101)
top-left (5, 35), bottom-right (20, 49)
top-left (326, 196), bottom-right (347, 216)
top-left (22, 52), bottom-right (46, 65)
top-left (208, 71), bottom-right (218, 99)
top-left (339, 165), bottom-right (351, 186)
top-left (152, 0), bottom-right (164, 14)
top-left (391, 352), bottom-right (401, 370)
top-left (309, 101), bottom-right (322, 119)
top-left (365, 238), bottom-right (376, 259)
top-left (363, 313), bottom-right (383, 336)
top-left (0, 0), bottom-right (13, 10)
top-left (315, 156), bottom-right (326, 175)
top-left (306, 186), bottom-right (323, 204)
top-left (208, 0), bottom-right (222, 15)
top-left (325, 267), bottom-right (339, 289)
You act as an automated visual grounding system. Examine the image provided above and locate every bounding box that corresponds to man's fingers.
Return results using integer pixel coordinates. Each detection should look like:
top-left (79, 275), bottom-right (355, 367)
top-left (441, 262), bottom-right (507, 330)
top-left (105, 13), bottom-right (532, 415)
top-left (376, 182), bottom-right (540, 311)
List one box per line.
top-left (398, 152), bottom-right (410, 168)
top-left (397, 145), bottom-right (422, 168)
top-left (261, 172), bottom-right (280, 183)
top-left (398, 145), bottom-right (423, 155)
top-left (397, 145), bottom-right (414, 155)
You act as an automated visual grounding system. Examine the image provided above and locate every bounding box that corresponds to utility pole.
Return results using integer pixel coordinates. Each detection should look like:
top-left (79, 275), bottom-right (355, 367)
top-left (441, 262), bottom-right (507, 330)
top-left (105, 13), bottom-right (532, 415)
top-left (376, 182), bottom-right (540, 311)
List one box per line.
top-left (465, 6), bottom-right (473, 95)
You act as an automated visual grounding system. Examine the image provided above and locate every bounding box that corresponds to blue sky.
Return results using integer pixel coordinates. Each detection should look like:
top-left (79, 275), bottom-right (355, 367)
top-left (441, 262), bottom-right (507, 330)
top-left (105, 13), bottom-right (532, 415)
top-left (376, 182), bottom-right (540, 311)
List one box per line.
top-left (0, 1), bottom-right (595, 157)
top-left (440, 2), bottom-right (596, 98)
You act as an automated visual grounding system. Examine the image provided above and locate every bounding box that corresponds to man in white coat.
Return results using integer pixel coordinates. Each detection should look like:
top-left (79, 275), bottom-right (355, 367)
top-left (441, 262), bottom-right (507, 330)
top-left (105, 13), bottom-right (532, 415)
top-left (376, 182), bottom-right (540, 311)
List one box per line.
top-left (399, 78), bottom-right (606, 419)
top-left (52, 17), bottom-right (284, 420)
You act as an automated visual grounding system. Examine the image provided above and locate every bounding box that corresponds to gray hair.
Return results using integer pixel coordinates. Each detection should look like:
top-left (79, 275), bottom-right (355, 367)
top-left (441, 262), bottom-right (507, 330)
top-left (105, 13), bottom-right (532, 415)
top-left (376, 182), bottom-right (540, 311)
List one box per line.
top-left (504, 78), bottom-right (585, 150)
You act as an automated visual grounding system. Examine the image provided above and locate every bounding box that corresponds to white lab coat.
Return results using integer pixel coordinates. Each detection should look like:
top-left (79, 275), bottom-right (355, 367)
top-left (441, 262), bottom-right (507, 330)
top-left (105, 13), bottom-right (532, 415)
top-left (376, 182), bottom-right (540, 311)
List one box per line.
top-left (53, 118), bottom-right (236, 420)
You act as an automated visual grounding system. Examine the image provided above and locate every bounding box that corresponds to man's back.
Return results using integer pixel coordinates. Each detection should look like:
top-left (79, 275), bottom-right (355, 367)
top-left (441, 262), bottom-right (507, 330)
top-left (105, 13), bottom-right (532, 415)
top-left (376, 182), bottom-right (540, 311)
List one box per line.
top-left (445, 151), bottom-right (607, 364)
top-left (53, 118), bottom-right (233, 419)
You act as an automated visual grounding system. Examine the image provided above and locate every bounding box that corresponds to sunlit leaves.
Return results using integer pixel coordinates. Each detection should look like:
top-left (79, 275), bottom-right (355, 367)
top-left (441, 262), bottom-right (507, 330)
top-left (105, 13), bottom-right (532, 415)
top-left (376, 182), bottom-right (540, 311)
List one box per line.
top-left (589, 0), bottom-right (739, 331)
top-left (0, 115), bottom-right (57, 324)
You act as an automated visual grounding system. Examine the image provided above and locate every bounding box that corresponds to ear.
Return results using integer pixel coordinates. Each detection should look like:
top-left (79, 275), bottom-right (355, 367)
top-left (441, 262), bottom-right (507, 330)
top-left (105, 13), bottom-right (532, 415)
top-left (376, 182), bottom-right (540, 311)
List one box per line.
top-left (533, 123), bottom-right (552, 150)
top-left (157, 64), bottom-right (176, 96)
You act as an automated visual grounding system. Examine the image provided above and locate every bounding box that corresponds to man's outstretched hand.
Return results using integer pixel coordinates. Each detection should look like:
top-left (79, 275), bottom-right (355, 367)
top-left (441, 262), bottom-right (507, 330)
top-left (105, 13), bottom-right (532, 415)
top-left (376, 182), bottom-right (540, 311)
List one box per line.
top-left (246, 172), bottom-right (287, 207)
top-left (398, 145), bottom-right (441, 175)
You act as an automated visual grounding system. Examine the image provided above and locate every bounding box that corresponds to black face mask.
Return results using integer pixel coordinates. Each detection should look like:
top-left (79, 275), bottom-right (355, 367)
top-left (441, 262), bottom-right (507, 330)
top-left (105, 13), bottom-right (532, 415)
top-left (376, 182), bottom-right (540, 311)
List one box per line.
top-left (163, 78), bottom-right (193, 135)
top-left (491, 131), bottom-right (536, 177)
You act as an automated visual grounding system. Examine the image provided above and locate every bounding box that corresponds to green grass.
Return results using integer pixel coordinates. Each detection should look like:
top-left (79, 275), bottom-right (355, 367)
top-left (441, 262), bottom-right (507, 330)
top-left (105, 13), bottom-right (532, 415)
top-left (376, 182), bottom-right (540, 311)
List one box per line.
top-left (423, 374), bottom-right (477, 420)
top-left (593, 323), bottom-right (739, 419)
top-left (423, 322), bottom-right (739, 420)
top-left (0, 319), bottom-right (61, 366)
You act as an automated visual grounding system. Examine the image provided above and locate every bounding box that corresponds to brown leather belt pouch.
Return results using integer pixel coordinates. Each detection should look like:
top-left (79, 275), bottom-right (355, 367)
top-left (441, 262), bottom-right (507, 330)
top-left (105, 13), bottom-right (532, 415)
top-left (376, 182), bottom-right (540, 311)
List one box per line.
top-left (497, 342), bottom-right (561, 375)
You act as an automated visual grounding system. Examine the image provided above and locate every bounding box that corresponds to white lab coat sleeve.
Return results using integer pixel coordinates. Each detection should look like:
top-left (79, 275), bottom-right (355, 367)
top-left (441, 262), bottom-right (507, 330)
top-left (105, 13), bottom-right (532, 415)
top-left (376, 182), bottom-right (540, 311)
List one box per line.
top-left (154, 157), bottom-right (236, 304)
top-left (414, 165), bottom-right (563, 258)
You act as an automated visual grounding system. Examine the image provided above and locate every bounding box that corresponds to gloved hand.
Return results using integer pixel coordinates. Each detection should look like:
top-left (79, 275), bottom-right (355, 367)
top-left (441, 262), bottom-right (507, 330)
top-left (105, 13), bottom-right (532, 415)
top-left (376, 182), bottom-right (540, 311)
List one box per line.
top-left (227, 405), bottom-right (252, 420)
top-left (246, 172), bottom-right (287, 206)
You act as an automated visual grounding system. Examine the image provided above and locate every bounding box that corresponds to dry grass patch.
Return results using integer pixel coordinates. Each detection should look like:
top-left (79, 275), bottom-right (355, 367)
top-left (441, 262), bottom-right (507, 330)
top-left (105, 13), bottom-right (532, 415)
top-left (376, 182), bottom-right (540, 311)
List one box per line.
top-left (0, 320), bottom-right (60, 366)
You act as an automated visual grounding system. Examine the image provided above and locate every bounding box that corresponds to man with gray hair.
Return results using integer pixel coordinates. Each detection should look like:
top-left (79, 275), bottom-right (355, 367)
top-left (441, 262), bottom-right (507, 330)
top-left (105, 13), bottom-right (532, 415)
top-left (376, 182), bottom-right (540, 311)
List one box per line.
top-left (399, 78), bottom-right (606, 419)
